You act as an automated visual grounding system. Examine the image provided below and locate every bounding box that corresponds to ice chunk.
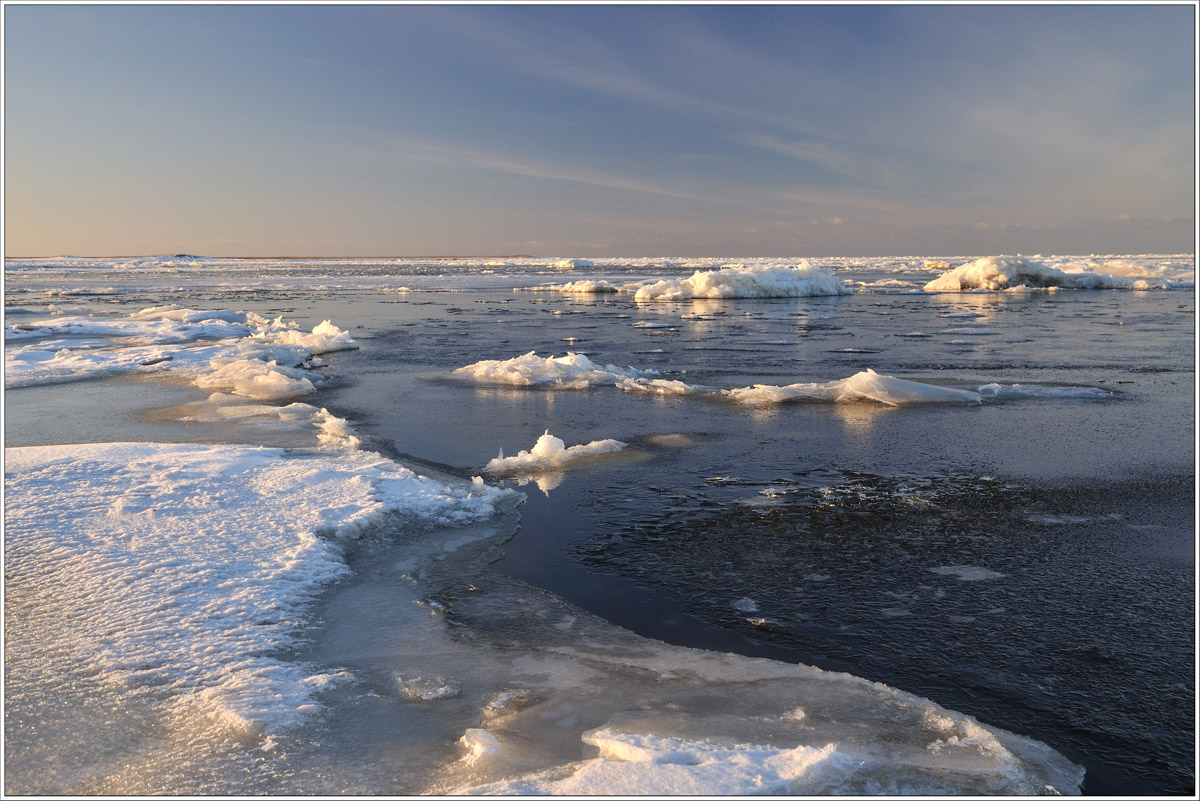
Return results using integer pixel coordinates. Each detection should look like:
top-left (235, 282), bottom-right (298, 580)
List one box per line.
top-left (460, 729), bottom-right (503, 765)
top-left (486, 431), bottom-right (626, 473)
top-left (251, 317), bottom-right (358, 354)
top-left (195, 358), bottom-right (318, 400)
top-left (452, 351), bottom-right (656, 389)
top-left (923, 255), bottom-right (1144, 292)
top-left (549, 280), bottom-right (621, 293)
top-left (553, 258), bottom-right (594, 270)
top-left (396, 674), bottom-right (463, 701)
top-left (614, 377), bottom-right (700, 396)
top-left (314, 408), bottom-right (363, 449)
top-left (635, 263), bottom-right (850, 300)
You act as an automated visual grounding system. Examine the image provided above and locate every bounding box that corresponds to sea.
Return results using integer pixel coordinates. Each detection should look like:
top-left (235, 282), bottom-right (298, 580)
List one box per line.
top-left (3, 254), bottom-right (1195, 795)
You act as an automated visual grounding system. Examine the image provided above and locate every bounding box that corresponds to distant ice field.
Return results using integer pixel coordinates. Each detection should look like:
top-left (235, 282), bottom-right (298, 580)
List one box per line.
top-left (4, 254), bottom-right (1193, 795)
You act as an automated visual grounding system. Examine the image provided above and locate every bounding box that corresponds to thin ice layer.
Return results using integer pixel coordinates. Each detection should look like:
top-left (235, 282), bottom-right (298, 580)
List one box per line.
top-left (4, 442), bottom-right (519, 739)
top-left (922, 255), bottom-right (1164, 292)
top-left (634, 263), bottom-right (850, 300)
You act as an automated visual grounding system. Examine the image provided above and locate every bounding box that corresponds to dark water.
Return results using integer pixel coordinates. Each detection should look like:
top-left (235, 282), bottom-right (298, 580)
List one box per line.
top-left (319, 285), bottom-right (1195, 795)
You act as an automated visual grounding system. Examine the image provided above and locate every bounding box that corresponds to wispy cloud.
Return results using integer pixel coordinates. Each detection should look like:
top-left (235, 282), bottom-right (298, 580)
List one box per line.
top-left (390, 140), bottom-right (708, 202)
top-left (743, 134), bottom-right (871, 183)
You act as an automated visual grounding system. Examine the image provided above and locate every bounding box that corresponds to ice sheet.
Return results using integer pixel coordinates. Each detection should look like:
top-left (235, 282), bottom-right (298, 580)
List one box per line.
top-left (4, 441), bottom-right (519, 739)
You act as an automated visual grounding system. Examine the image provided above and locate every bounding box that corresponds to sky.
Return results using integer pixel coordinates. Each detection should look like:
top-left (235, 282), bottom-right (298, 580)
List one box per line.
top-left (3, 4), bottom-right (1196, 257)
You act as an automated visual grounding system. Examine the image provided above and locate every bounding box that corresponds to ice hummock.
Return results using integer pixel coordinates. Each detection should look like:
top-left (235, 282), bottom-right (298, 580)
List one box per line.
top-left (634, 263), bottom-right (850, 300)
top-left (485, 431), bottom-right (627, 474)
top-left (922, 255), bottom-right (1169, 292)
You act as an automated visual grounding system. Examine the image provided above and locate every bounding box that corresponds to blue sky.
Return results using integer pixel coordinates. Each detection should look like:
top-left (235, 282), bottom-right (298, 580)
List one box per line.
top-left (4, 4), bottom-right (1195, 257)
